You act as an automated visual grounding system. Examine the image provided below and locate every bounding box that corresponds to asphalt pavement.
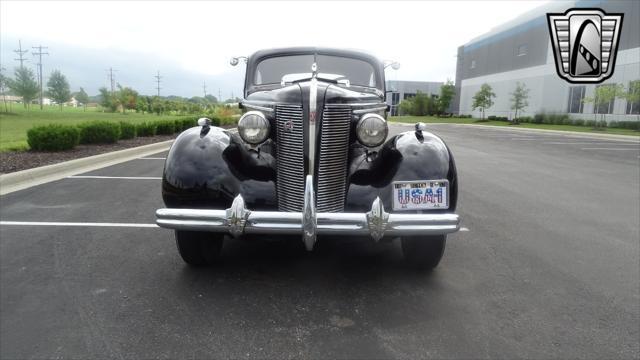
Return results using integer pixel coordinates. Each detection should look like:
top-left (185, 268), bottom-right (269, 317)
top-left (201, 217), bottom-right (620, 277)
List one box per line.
top-left (1, 124), bottom-right (638, 359)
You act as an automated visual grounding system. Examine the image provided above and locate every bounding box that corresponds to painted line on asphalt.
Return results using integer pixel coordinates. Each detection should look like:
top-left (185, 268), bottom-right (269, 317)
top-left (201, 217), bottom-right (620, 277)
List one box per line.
top-left (510, 138), bottom-right (539, 140)
top-left (0, 221), bottom-right (159, 228)
top-left (545, 142), bottom-right (640, 145)
top-left (580, 147), bottom-right (640, 151)
top-left (460, 227), bottom-right (470, 232)
top-left (67, 175), bottom-right (162, 180)
top-left (137, 157), bottom-right (167, 160)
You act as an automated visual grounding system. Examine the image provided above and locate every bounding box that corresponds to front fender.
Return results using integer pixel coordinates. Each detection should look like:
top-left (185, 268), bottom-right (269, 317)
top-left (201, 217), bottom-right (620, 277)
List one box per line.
top-left (346, 130), bottom-right (458, 212)
top-left (161, 126), bottom-right (277, 209)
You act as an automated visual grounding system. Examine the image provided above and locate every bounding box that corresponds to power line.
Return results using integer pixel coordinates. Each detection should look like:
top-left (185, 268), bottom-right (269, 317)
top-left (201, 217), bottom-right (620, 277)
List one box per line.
top-left (32, 45), bottom-right (49, 110)
top-left (106, 67), bottom-right (117, 94)
top-left (13, 40), bottom-right (29, 68)
top-left (154, 71), bottom-right (162, 97)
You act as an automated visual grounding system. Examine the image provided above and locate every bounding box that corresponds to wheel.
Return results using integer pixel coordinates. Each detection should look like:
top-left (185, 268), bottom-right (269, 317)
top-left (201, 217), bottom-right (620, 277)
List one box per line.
top-left (175, 231), bottom-right (224, 266)
top-left (401, 235), bottom-right (447, 270)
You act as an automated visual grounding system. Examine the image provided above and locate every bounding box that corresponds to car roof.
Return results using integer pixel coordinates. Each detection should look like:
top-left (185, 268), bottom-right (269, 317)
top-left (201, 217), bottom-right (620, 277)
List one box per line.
top-left (247, 47), bottom-right (382, 65)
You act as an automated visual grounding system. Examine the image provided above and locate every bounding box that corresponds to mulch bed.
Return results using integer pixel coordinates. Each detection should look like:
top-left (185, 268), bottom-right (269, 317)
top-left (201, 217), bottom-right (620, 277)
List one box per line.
top-left (0, 135), bottom-right (177, 174)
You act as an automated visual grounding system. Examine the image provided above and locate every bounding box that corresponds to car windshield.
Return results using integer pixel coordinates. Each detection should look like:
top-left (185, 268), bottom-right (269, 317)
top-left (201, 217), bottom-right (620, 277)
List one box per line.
top-left (254, 54), bottom-right (378, 89)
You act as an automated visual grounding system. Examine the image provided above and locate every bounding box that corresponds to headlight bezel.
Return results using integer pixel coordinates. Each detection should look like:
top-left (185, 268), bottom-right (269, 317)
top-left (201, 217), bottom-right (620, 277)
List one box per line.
top-left (237, 111), bottom-right (270, 145)
top-left (356, 113), bottom-right (388, 147)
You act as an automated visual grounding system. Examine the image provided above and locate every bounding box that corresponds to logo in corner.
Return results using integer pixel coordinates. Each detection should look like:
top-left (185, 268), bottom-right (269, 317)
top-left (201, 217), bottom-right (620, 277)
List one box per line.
top-left (547, 8), bottom-right (623, 83)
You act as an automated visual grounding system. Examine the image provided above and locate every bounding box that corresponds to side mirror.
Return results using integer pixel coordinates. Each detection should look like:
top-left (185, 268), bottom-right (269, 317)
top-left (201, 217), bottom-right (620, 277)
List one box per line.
top-left (230, 57), bottom-right (239, 66)
top-left (198, 117), bottom-right (212, 127)
top-left (391, 62), bottom-right (401, 70)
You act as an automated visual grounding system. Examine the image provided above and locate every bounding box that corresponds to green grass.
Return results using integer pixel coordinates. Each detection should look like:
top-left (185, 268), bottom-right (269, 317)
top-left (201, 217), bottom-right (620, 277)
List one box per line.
top-left (0, 105), bottom-right (186, 151)
top-left (390, 116), bottom-right (640, 137)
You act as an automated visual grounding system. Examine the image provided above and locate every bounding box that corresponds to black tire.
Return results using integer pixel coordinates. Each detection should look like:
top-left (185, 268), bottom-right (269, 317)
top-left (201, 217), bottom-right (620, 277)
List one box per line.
top-left (401, 235), bottom-right (446, 270)
top-left (175, 231), bottom-right (224, 266)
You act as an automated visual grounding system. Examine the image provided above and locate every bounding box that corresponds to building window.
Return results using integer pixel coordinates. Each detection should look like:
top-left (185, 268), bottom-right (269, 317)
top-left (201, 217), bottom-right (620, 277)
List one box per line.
top-left (594, 84), bottom-right (615, 114)
top-left (567, 86), bottom-right (585, 113)
top-left (626, 80), bottom-right (640, 115)
top-left (470, 60), bottom-right (476, 69)
top-left (404, 93), bottom-right (416, 100)
top-left (517, 44), bottom-right (528, 56)
top-left (391, 92), bottom-right (400, 105)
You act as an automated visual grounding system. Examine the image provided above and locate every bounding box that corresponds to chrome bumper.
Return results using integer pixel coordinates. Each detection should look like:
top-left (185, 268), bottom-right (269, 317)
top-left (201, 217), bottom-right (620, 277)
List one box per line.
top-left (156, 176), bottom-right (460, 250)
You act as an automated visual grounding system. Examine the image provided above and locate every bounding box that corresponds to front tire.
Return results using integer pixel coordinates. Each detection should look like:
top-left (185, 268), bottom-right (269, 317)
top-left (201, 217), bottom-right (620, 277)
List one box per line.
top-left (175, 231), bottom-right (224, 266)
top-left (401, 235), bottom-right (446, 270)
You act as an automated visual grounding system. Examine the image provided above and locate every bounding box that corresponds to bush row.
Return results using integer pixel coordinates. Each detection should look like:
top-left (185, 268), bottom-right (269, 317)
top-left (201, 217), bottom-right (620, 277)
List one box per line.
top-left (26, 117), bottom-right (201, 152)
top-left (512, 114), bottom-right (640, 130)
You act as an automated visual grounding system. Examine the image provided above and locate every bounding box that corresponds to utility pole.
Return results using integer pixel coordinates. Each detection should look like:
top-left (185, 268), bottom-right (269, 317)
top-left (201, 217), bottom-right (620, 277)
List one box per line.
top-left (218, 88), bottom-right (221, 103)
top-left (32, 45), bottom-right (49, 110)
top-left (106, 67), bottom-right (117, 94)
top-left (154, 71), bottom-right (162, 97)
top-left (203, 81), bottom-right (207, 98)
top-left (14, 40), bottom-right (29, 68)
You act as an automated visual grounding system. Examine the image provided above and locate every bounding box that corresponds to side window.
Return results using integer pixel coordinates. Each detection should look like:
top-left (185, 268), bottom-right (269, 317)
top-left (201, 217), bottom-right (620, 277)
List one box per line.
top-left (567, 86), bottom-right (585, 113)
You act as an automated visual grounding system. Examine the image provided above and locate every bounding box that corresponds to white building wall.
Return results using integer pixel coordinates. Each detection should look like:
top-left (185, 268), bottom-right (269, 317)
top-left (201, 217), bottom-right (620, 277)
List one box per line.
top-left (458, 46), bottom-right (640, 121)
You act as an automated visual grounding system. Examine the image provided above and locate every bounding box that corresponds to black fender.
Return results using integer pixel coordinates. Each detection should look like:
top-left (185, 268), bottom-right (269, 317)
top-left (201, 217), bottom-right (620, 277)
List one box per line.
top-left (345, 130), bottom-right (458, 213)
top-left (161, 126), bottom-right (277, 210)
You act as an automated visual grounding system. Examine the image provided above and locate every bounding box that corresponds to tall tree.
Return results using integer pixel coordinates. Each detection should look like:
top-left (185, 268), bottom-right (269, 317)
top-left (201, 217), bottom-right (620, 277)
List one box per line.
top-left (75, 87), bottom-right (90, 111)
top-left (624, 81), bottom-right (640, 121)
top-left (98, 87), bottom-right (117, 112)
top-left (116, 84), bottom-right (138, 114)
top-left (7, 67), bottom-right (39, 109)
top-left (471, 83), bottom-right (495, 120)
top-left (510, 82), bottom-right (529, 124)
top-left (0, 69), bottom-right (8, 113)
top-left (46, 70), bottom-right (71, 110)
top-left (437, 80), bottom-right (456, 114)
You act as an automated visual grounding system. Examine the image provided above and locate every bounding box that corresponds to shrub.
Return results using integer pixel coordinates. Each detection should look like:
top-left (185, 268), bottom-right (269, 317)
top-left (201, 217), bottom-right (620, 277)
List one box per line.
top-left (155, 120), bottom-right (176, 135)
top-left (572, 119), bottom-right (584, 126)
top-left (136, 122), bottom-right (157, 137)
top-left (585, 120), bottom-right (597, 127)
top-left (618, 121), bottom-right (640, 130)
top-left (119, 121), bottom-right (136, 139)
top-left (608, 121), bottom-right (619, 128)
top-left (182, 118), bottom-right (197, 130)
top-left (488, 115), bottom-right (497, 120)
top-left (596, 120), bottom-right (608, 128)
top-left (27, 124), bottom-right (80, 151)
top-left (517, 116), bottom-right (533, 123)
top-left (533, 113), bottom-right (544, 124)
top-left (78, 121), bottom-right (121, 144)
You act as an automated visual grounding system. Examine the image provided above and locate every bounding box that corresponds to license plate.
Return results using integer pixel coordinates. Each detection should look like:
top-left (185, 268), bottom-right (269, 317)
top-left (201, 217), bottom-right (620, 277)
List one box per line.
top-left (392, 180), bottom-right (449, 211)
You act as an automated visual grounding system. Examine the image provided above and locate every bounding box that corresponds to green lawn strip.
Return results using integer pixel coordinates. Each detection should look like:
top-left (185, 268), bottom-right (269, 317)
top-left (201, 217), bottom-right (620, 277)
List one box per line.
top-left (390, 116), bottom-right (640, 137)
top-left (0, 106), bottom-right (186, 151)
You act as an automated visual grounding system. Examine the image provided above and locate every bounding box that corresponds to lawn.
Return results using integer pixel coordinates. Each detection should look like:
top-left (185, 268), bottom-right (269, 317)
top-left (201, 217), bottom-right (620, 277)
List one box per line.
top-left (0, 105), bottom-right (186, 151)
top-left (390, 116), bottom-right (640, 137)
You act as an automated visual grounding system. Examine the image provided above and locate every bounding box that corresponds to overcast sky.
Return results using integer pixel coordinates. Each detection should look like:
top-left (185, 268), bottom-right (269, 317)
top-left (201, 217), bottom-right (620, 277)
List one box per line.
top-left (1, 0), bottom-right (549, 98)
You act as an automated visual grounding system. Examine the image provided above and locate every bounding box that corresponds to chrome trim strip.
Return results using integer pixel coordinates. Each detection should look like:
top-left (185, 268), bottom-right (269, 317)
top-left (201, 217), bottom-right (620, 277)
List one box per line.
top-left (156, 200), bottom-right (461, 251)
top-left (242, 102), bottom-right (274, 113)
top-left (302, 175), bottom-right (317, 250)
top-left (353, 106), bottom-right (388, 114)
top-left (308, 75), bottom-right (318, 176)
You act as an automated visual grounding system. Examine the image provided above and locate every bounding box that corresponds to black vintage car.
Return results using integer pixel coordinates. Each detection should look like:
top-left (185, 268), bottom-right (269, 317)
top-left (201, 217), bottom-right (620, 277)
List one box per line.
top-left (156, 47), bottom-right (460, 269)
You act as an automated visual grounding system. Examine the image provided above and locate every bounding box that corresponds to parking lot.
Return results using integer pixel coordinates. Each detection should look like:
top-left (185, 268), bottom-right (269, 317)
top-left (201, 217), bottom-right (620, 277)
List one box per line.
top-left (1, 124), bottom-right (639, 358)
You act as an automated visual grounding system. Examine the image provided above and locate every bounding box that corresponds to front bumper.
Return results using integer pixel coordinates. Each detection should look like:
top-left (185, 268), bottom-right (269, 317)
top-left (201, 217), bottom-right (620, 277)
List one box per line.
top-left (156, 176), bottom-right (460, 250)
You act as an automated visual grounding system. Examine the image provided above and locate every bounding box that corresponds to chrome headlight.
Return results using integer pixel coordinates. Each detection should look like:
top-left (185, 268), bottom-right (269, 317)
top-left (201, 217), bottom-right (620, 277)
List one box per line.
top-left (238, 111), bottom-right (270, 145)
top-left (356, 113), bottom-right (388, 147)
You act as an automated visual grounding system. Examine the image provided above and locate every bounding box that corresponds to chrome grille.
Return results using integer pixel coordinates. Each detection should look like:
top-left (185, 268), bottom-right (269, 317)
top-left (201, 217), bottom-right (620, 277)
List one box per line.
top-left (276, 104), bottom-right (305, 212)
top-left (316, 105), bottom-right (351, 212)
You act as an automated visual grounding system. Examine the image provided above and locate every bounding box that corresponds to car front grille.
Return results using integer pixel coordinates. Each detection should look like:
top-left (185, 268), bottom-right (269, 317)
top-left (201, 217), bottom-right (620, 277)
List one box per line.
top-left (275, 104), bottom-right (352, 213)
top-left (316, 105), bottom-right (351, 212)
top-left (275, 104), bottom-right (305, 212)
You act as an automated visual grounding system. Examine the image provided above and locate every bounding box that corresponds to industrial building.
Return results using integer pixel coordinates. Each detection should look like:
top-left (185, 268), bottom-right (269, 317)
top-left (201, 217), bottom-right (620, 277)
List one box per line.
top-left (385, 80), bottom-right (443, 116)
top-left (452, 0), bottom-right (640, 121)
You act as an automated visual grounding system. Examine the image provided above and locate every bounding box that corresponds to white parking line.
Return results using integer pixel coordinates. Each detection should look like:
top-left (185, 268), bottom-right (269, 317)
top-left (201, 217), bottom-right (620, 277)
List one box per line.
top-left (460, 227), bottom-right (470, 232)
top-left (137, 157), bottom-right (166, 160)
top-left (67, 176), bottom-right (162, 180)
top-left (545, 142), bottom-right (640, 145)
top-left (0, 221), bottom-right (159, 228)
top-left (581, 148), bottom-right (640, 151)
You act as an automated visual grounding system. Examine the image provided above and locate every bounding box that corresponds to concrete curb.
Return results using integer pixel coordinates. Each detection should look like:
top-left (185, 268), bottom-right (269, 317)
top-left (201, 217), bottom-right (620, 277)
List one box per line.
top-left (390, 122), bottom-right (640, 142)
top-left (0, 140), bottom-right (173, 196)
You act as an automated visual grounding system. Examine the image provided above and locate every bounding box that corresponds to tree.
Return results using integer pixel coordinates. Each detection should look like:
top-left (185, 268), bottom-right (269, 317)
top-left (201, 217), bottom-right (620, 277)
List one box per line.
top-left (471, 83), bottom-right (495, 120)
top-left (75, 87), bottom-right (90, 112)
top-left (583, 83), bottom-right (624, 122)
top-left (46, 70), bottom-right (72, 110)
top-left (7, 67), bottom-right (39, 109)
top-left (437, 80), bottom-right (455, 114)
top-left (624, 81), bottom-right (640, 121)
top-left (116, 85), bottom-right (138, 113)
top-left (98, 87), bottom-right (117, 112)
top-left (0, 69), bottom-right (8, 113)
top-left (510, 82), bottom-right (529, 124)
